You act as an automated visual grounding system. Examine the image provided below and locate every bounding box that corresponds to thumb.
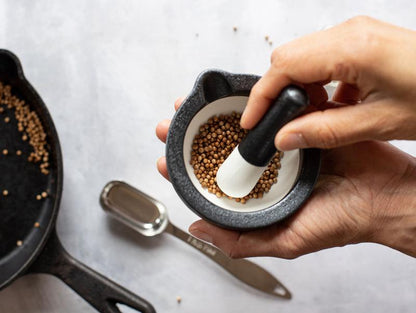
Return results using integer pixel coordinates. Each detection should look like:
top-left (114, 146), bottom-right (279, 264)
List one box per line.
top-left (275, 101), bottom-right (405, 150)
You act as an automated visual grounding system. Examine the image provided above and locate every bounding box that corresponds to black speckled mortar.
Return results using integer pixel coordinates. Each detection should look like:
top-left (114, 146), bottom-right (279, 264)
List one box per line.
top-left (166, 69), bottom-right (321, 230)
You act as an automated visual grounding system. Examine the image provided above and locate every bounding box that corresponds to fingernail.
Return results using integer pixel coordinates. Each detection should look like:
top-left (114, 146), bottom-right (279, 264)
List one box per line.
top-left (189, 226), bottom-right (213, 244)
top-left (276, 133), bottom-right (307, 151)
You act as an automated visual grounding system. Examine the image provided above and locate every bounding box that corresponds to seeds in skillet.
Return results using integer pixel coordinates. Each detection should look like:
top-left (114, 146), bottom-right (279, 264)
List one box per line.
top-left (36, 194), bottom-right (42, 200)
top-left (0, 82), bottom-right (50, 174)
top-left (34, 222), bottom-right (40, 228)
top-left (16, 150), bottom-right (22, 156)
top-left (2, 149), bottom-right (8, 155)
top-left (190, 112), bottom-right (282, 203)
top-left (16, 240), bottom-right (23, 246)
top-left (41, 191), bottom-right (48, 198)
top-left (2, 190), bottom-right (8, 196)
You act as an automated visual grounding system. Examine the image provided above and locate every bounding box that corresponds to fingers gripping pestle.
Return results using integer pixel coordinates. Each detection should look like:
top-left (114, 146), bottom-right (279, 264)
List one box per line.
top-left (216, 86), bottom-right (309, 198)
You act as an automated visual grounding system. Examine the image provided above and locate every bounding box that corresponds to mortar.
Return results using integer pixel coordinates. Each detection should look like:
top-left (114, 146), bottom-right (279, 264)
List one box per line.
top-left (166, 69), bottom-right (321, 230)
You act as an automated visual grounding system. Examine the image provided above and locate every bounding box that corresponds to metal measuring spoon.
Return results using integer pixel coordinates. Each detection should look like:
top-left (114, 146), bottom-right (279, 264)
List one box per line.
top-left (100, 181), bottom-right (291, 299)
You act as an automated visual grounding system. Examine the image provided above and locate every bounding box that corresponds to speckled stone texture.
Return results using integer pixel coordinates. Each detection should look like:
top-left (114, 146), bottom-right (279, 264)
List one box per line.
top-left (166, 70), bottom-right (321, 229)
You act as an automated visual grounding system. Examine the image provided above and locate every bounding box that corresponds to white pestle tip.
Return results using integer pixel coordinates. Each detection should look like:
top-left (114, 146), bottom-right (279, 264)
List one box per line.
top-left (216, 145), bottom-right (267, 198)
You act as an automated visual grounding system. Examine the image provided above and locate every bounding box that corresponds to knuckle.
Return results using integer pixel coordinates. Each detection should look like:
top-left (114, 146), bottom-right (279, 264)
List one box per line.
top-left (346, 17), bottom-right (381, 61)
top-left (250, 83), bottom-right (273, 102)
top-left (334, 16), bottom-right (382, 83)
top-left (270, 47), bottom-right (290, 70)
top-left (356, 31), bottom-right (380, 60)
top-left (345, 15), bottom-right (374, 28)
top-left (316, 118), bottom-right (341, 149)
top-left (249, 84), bottom-right (262, 102)
top-left (270, 47), bottom-right (282, 64)
top-left (250, 82), bottom-right (263, 97)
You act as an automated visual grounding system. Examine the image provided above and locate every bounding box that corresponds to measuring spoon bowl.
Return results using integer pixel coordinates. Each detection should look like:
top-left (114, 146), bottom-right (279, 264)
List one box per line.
top-left (100, 181), bottom-right (169, 237)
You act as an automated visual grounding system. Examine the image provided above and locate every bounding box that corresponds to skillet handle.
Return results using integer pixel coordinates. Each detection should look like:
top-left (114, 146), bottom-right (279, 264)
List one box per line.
top-left (28, 229), bottom-right (156, 313)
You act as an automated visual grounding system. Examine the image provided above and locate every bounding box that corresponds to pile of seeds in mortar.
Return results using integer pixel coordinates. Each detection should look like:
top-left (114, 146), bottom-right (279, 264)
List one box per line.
top-left (190, 112), bottom-right (282, 204)
top-left (0, 82), bottom-right (50, 175)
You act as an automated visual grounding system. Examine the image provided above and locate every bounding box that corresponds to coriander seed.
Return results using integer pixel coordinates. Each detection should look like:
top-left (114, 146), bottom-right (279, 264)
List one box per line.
top-left (0, 82), bottom-right (50, 174)
top-left (190, 112), bottom-right (282, 204)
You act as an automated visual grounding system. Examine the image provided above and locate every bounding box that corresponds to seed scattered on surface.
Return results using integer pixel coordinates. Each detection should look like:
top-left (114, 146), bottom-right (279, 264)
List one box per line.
top-left (176, 296), bottom-right (182, 303)
top-left (190, 112), bottom-right (281, 203)
top-left (34, 222), bottom-right (40, 228)
top-left (269, 41), bottom-right (273, 46)
top-left (16, 150), bottom-right (22, 156)
top-left (2, 149), bottom-right (8, 155)
top-left (0, 82), bottom-right (50, 174)
top-left (16, 240), bottom-right (23, 246)
top-left (265, 35), bottom-right (269, 41)
top-left (36, 194), bottom-right (42, 200)
top-left (233, 26), bottom-right (238, 32)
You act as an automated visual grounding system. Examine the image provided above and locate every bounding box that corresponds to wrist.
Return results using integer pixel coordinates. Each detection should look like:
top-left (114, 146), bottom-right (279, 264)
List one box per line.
top-left (369, 161), bottom-right (416, 257)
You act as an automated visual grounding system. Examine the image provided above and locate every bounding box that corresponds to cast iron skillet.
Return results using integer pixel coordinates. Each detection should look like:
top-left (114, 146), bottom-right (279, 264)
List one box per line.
top-left (0, 49), bottom-right (155, 313)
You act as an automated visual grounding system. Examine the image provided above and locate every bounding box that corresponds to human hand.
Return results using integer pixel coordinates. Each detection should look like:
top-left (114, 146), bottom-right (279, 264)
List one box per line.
top-left (156, 99), bottom-right (416, 259)
top-left (241, 16), bottom-right (416, 151)
top-left (156, 16), bottom-right (416, 259)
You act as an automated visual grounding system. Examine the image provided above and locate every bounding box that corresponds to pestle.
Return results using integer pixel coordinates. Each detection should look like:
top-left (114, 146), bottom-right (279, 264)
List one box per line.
top-left (216, 85), bottom-right (309, 198)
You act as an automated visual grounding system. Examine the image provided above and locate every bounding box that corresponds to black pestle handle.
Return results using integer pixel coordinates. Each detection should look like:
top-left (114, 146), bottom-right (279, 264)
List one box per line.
top-left (238, 85), bottom-right (309, 167)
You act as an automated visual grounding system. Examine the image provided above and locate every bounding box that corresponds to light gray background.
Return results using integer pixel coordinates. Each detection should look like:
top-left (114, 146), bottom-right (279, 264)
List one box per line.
top-left (0, 1), bottom-right (415, 312)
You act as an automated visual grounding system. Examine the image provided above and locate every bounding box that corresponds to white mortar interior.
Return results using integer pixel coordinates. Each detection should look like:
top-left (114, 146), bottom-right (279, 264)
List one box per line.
top-left (183, 96), bottom-right (300, 212)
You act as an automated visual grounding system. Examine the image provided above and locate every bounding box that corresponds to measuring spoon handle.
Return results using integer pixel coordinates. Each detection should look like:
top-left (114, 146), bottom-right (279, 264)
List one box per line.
top-left (165, 222), bottom-right (291, 299)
